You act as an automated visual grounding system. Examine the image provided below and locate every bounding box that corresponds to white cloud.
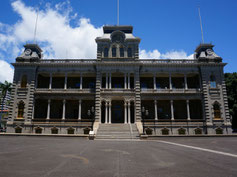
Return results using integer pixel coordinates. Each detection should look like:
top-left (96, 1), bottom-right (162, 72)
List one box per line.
top-left (0, 0), bottom-right (103, 60)
top-left (0, 60), bottom-right (14, 83)
top-left (140, 49), bottom-right (194, 59)
top-left (0, 0), bottom-right (195, 83)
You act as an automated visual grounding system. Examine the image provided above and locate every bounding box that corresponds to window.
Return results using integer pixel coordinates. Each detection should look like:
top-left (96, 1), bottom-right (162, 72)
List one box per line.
top-left (17, 101), bottom-right (24, 118)
top-left (21, 75), bottom-right (27, 88)
top-left (127, 47), bottom-right (132, 57)
top-left (112, 47), bottom-right (116, 57)
top-left (104, 48), bottom-right (108, 58)
top-left (120, 47), bottom-right (124, 57)
top-left (213, 103), bottom-right (221, 119)
top-left (210, 75), bottom-right (216, 88)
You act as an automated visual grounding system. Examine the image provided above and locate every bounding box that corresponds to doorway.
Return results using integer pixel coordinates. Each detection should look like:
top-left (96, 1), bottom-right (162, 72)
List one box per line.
top-left (112, 100), bottom-right (124, 123)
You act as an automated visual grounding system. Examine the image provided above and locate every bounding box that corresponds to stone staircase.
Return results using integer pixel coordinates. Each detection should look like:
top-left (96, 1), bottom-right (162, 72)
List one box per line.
top-left (96, 124), bottom-right (140, 139)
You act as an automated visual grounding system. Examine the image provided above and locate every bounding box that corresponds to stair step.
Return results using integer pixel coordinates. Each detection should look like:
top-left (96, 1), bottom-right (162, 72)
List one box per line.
top-left (96, 124), bottom-right (139, 140)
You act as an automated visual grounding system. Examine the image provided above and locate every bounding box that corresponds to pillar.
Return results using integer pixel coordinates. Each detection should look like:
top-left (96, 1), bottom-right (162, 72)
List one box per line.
top-left (153, 74), bottom-right (156, 90)
top-left (47, 99), bottom-right (51, 120)
top-left (109, 101), bottom-right (112, 123)
top-left (49, 73), bottom-right (52, 89)
top-left (171, 100), bottom-right (174, 120)
top-left (124, 73), bottom-right (127, 89)
top-left (62, 99), bottom-right (66, 120)
top-left (32, 100), bottom-right (35, 119)
top-left (106, 73), bottom-right (108, 89)
top-left (64, 73), bottom-right (67, 89)
top-left (186, 100), bottom-right (190, 120)
top-left (128, 73), bottom-right (130, 89)
top-left (105, 101), bottom-right (108, 123)
top-left (128, 101), bottom-right (131, 124)
top-left (124, 101), bottom-right (127, 124)
top-left (184, 74), bottom-right (188, 90)
top-left (169, 73), bottom-right (172, 90)
top-left (78, 100), bottom-right (81, 120)
top-left (154, 100), bottom-right (158, 120)
top-left (109, 73), bottom-right (112, 89)
top-left (80, 73), bottom-right (83, 89)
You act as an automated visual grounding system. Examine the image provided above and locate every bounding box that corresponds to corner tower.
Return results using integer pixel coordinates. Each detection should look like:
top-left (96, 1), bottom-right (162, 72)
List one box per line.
top-left (95, 26), bottom-right (141, 60)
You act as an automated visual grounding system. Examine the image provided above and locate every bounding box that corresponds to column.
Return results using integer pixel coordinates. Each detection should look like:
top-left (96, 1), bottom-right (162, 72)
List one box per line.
top-left (184, 74), bottom-right (188, 90)
top-left (80, 73), bottom-right (83, 89)
top-left (153, 74), bottom-right (156, 90)
top-left (62, 99), bottom-right (66, 120)
top-left (109, 73), bottom-right (112, 89)
top-left (64, 73), bottom-right (67, 89)
top-left (109, 101), bottom-right (112, 123)
top-left (47, 99), bottom-right (51, 120)
top-left (186, 100), bottom-right (190, 120)
top-left (154, 100), bottom-right (158, 120)
top-left (106, 73), bottom-right (108, 89)
top-left (78, 100), bottom-right (81, 120)
top-left (128, 101), bottom-right (131, 124)
top-left (169, 73), bottom-right (172, 90)
top-left (124, 101), bottom-right (127, 124)
top-left (105, 101), bottom-right (108, 123)
top-left (49, 73), bottom-right (52, 89)
top-left (124, 73), bottom-right (127, 89)
top-left (128, 73), bottom-right (130, 89)
top-left (32, 100), bottom-right (35, 119)
top-left (171, 100), bottom-right (174, 120)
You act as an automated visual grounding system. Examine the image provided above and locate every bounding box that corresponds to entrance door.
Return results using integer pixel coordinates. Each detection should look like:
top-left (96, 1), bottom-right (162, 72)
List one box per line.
top-left (112, 100), bottom-right (124, 123)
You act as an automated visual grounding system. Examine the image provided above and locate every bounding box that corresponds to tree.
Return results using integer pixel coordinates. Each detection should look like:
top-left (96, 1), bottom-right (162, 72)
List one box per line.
top-left (225, 73), bottom-right (237, 131)
top-left (0, 81), bottom-right (12, 127)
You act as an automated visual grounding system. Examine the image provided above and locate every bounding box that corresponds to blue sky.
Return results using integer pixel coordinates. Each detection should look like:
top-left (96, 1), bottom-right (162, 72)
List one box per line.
top-left (0, 0), bottom-right (236, 82)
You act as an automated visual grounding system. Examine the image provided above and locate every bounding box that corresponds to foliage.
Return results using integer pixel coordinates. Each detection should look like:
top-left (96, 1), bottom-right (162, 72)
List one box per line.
top-left (0, 81), bottom-right (12, 127)
top-left (225, 73), bottom-right (237, 129)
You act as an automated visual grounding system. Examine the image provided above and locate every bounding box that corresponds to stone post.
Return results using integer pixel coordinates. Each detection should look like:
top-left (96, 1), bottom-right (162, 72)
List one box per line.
top-left (186, 100), bottom-right (190, 120)
top-left (124, 101), bottom-right (127, 124)
top-left (128, 101), bottom-right (131, 124)
top-left (169, 73), bottom-right (172, 90)
top-left (47, 99), bottom-right (51, 120)
top-left (154, 100), bottom-right (158, 120)
top-left (49, 73), bottom-right (52, 89)
top-left (109, 101), bottom-right (112, 123)
top-left (171, 100), bottom-right (174, 120)
top-left (62, 99), bottom-right (66, 120)
top-left (78, 100), bottom-right (81, 120)
top-left (124, 73), bottom-right (127, 89)
top-left (64, 73), bottom-right (67, 90)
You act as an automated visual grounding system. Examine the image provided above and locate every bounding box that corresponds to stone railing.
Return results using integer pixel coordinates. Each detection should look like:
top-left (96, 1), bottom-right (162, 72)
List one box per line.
top-left (139, 59), bottom-right (197, 64)
top-left (39, 59), bottom-right (97, 64)
top-left (37, 59), bottom-right (197, 64)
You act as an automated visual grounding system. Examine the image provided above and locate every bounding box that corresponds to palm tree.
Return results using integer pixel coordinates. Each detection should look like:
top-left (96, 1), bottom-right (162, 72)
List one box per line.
top-left (0, 81), bottom-right (12, 127)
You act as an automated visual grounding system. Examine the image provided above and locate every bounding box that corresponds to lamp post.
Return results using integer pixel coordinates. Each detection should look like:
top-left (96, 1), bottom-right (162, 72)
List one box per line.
top-left (142, 106), bottom-right (149, 134)
top-left (87, 106), bottom-right (95, 120)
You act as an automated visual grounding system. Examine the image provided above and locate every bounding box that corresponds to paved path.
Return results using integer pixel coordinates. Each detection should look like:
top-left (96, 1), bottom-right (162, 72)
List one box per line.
top-left (0, 136), bottom-right (236, 177)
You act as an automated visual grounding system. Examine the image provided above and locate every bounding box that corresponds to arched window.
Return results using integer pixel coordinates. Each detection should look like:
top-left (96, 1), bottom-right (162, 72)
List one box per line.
top-left (127, 47), bottom-right (132, 58)
top-left (210, 75), bottom-right (216, 88)
top-left (21, 75), bottom-right (27, 88)
top-left (213, 103), bottom-right (221, 119)
top-left (120, 47), bottom-right (124, 57)
top-left (104, 48), bottom-right (108, 58)
top-left (112, 47), bottom-right (116, 57)
top-left (17, 101), bottom-right (25, 118)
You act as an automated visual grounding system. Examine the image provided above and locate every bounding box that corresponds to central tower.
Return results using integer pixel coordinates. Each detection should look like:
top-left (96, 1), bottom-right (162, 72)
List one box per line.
top-left (95, 26), bottom-right (141, 60)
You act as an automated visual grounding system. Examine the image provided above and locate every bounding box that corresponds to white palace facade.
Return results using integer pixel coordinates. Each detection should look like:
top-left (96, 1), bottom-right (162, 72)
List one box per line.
top-left (6, 25), bottom-right (232, 136)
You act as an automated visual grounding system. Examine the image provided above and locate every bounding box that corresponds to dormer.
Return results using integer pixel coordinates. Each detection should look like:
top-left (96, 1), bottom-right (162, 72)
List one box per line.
top-left (96, 26), bottom-right (141, 60)
top-left (194, 43), bottom-right (222, 63)
top-left (16, 44), bottom-right (43, 62)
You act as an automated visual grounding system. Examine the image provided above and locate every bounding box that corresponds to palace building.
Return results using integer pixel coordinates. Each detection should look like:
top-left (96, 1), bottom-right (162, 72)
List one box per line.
top-left (6, 25), bottom-right (232, 136)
